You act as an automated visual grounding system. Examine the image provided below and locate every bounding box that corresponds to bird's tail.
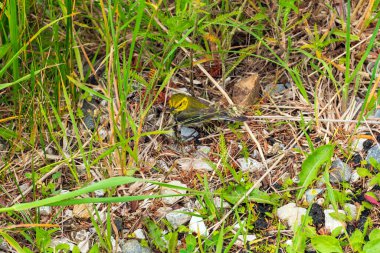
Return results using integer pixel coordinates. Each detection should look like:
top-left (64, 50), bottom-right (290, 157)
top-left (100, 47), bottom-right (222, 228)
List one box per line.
top-left (218, 112), bottom-right (248, 122)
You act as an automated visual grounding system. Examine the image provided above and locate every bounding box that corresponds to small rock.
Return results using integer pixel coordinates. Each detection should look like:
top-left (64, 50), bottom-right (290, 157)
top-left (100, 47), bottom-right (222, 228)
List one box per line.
top-left (176, 158), bottom-right (214, 172)
top-left (61, 190), bottom-right (71, 194)
top-left (94, 189), bottom-right (105, 197)
top-left (324, 209), bottom-right (346, 234)
top-left (351, 139), bottom-right (366, 152)
top-left (213, 197), bottom-right (231, 209)
top-left (350, 170), bottom-right (361, 183)
top-left (267, 142), bottom-right (285, 156)
top-left (110, 237), bottom-right (122, 253)
top-left (292, 175), bottom-right (300, 184)
top-left (235, 234), bottom-right (257, 247)
top-left (155, 207), bottom-right (173, 217)
top-left (64, 209), bottom-right (73, 218)
top-left (160, 181), bottom-right (187, 205)
top-left (277, 203), bottom-right (307, 230)
top-left (316, 198), bottom-right (325, 205)
top-left (114, 217), bottom-right (124, 232)
top-left (233, 221), bottom-right (247, 233)
top-left (121, 239), bottom-right (147, 253)
top-left (98, 129), bottom-right (108, 140)
top-left (78, 240), bottom-right (89, 253)
top-left (156, 160), bottom-right (170, 172)
top-left (232, 73), bottom-right (260, 106)
top-left (133, 229), bottom-right (146, 240)
top-left (196, 146), bottom-right (211, 157)
top-left (180, 127), bottom-right (199, 141)
top-left (315, 178), bottom-right (326, 188)
top-left (305, 189), bottom-right (323, 203)
top-left (166, 207), bottom-right (192, 228)
top-left (39, 206), bottom-right (52, 216)
top-left (94, 212), bottom-right (107, 222)
top-left (285, 239), bottom-right (293, 246)
top-left (73, 230), bottom-right (90, 253)
top-left (73, 204), bottom-right (91, 219)
top-left (100, 100), bottom-right (108, 107)
top-left (73, 230), bottom-right (89, 242)
top-left (330, 159), bottom-right (352, 183)
top-left (237, 157), bottom-right (263, 172)
top-left (19, 183), bottom-right (29, 192)
top-left (366, 144), bottom-right (380, 166)
top-left (264, 83), bottom-right (292, 95)
top-left (50, 238), bottom-right (75, 251)
top-left (374, 109), bottom-right (380, 118)
top-left (189, 214), bottom-right (209, 237)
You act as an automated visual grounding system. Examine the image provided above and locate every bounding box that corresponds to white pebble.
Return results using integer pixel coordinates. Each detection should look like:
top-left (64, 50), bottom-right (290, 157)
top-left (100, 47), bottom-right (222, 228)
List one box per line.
top-left (324, 209), bottom-right (346, 234)
top-left (277, 203), bottom-right (307, 230)
top-left (237, 157), bottom-right (263, 172)
top-left (189, 214), bottom-right (208, 237)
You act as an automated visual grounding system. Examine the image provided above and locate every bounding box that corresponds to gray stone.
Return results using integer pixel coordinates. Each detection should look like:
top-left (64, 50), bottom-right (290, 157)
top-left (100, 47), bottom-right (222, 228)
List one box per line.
top-left (39, 206), bottom-right (52, 216)
top-left (180, 127), bottom-right (199, 141)
top-left (351, 139), bottom-right (366, 152)
top-left (330, 159), bottom-right (352, 183)
top-left (166, 207), bottom-right (191, 228)
top-left (196, 146), bottom-right (211, 157)
top-left (176, 158), bottom-right (214, 172)
top-left (94, 189), bottom-right (105, 197)
top-left (350, 170), bottom-right (361, 183)
top-left (366, 144), bottom-right (380, 166)
top-left (305, 189), bottom-right (323, 203)
top-left (237, 157), bottom-right (263, 172)
top-left (277, 203), bottom-right (307, 230)
top-left (160, 181), bottom-right (187, 205)
top-left (133, 229), bottom-right (146, 240)
top-left (121, 239), bottom-right (152, 253)
top-left (213, 197), bottom-right (231, 209)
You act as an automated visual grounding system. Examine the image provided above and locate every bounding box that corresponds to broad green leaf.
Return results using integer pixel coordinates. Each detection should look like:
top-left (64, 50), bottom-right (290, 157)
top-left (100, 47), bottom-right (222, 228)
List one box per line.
top-left (357, 167), bottom-right (372, 178)
top-left (297, 145), bottom-right (334, 200)
top-left (369, 229), bottom-right (380, 241)
top-left (349, 229), bottom-right (364, 252)
top-left (363, 239), bottom-right (380, 253)
top-left (311, 235), bottom-right (343, 253)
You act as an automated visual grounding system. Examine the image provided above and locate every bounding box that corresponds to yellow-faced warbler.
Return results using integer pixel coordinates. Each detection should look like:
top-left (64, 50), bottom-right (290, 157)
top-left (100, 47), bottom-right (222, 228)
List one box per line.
top-left (168, 93), bottom-right (247, 125)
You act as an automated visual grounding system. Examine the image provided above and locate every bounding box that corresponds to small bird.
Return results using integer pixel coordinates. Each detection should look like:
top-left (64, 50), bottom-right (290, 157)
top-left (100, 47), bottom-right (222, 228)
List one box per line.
top-left (168, 93), bottom-right (247, 125)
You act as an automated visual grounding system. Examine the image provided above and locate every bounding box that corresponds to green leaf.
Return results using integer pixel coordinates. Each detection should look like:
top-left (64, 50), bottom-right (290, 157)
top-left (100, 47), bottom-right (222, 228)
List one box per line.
top-left (221, 184), bottom-right (279, 205)
top-left (144, 218), bottom-right (167, 252)
top-left (0, 127), bottom-right (17, 140)
top-left (369, 229), bottom-right (380, 241)
top-left (357, 167), bottom-right (373, 178)
top-left (363, 239), bottom-right (380, 253)
top-left (332, 30), bottom-right (360, 41)
top-left (67, 75), bottom-right (110, 102)
top-left (168, 232), bottom-right (178, 253)
top-left (349, 229), bottom-right (364, 252)
top-left (179, 234), bottom-right (196, 253)
top-left (297, 145), bottom-right (334, 200)
top-left (311, 235), bottom-right (343, 253)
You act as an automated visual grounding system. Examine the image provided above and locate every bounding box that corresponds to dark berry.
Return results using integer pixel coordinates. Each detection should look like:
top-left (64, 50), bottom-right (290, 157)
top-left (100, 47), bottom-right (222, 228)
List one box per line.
top-left (363, 139), bottom-right (373, 151)
top-left (309, 203), bottom-right (325, 228)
